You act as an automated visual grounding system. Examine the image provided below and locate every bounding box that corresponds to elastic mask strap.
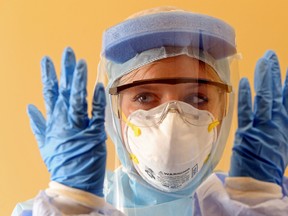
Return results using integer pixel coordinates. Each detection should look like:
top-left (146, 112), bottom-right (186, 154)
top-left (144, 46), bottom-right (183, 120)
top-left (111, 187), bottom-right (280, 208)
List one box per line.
top-left (121, 111), bottom-right (141, 137)
top-left (121, 111), bottom-right (141, 164)
top-left (204, 120), bottom-right (219, 165)
top-left (129, 153), bottom-right (139, 164)
top-left (208, 120), bottom-right (219, 133)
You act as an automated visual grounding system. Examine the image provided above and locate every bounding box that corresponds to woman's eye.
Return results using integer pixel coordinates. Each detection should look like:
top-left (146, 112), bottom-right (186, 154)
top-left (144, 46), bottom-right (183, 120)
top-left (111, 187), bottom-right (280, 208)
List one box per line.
top-left (132, 93), bottom-right (157, 104)
top-left (184, 94), bottom-right (208, 107)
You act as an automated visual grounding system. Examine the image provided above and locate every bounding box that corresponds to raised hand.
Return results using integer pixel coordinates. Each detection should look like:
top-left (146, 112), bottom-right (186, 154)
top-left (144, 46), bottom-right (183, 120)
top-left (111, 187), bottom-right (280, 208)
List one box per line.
top-left (230, 51), bottom-right (288, 186)
top-left (27, 47), bottom-right (107, 197)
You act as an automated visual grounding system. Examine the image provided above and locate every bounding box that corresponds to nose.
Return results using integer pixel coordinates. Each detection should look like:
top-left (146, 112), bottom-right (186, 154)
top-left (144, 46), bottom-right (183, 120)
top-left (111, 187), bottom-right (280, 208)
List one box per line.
top-left (161, 87), bottom-right (182, 103)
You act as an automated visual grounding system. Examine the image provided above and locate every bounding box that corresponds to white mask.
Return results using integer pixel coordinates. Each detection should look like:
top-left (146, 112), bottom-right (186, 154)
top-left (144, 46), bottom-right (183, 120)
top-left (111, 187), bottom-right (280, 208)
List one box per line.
top-left (123, 101), bottom-right (218, 192)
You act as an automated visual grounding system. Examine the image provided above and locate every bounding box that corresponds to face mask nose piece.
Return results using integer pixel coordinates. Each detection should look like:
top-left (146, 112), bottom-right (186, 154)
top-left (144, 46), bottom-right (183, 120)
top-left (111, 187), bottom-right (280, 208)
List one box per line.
top-left (159, 101), bottom-right (201, 124)
top-left (158, 101), bottom-right (182, 123)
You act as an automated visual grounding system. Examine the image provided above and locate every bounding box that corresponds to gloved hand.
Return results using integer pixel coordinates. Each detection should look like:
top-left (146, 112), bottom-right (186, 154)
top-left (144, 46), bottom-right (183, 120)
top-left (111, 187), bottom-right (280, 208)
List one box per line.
top-left (229, 50), bottom-right (288, 186)
top-left (27, 47), bottom-right (107, 197)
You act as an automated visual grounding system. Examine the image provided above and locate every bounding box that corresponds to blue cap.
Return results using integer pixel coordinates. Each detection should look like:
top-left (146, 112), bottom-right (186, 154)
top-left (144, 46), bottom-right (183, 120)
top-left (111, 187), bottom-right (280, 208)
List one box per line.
top-left (102, 11), bottom-right (236, 63)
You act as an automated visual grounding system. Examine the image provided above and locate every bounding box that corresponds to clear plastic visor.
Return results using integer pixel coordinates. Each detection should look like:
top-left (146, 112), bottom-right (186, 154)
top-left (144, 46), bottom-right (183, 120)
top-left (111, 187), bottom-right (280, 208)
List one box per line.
top-left (101, 49), bottom-right (239, 214)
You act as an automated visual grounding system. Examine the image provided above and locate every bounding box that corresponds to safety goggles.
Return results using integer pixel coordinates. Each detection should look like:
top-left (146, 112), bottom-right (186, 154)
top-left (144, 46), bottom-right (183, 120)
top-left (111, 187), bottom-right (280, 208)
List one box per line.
top-left (109, 77), bottom-right (231, 121)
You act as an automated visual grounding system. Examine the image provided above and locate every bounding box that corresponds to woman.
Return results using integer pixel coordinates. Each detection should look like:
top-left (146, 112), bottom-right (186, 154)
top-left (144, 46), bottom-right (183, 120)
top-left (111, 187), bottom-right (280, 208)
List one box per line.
top-left (13, 7), bottom-right (288, 216)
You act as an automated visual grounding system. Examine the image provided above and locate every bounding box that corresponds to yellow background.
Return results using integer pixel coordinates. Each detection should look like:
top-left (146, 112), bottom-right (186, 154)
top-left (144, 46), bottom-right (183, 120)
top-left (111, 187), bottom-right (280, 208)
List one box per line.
top-left (1, 0), bottom-right (288, 215)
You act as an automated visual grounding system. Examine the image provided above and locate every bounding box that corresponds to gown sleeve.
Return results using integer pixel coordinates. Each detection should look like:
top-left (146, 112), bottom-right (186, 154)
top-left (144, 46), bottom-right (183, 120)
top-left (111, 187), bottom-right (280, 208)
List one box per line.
top-left (194, 173), bottom-right (288, 216)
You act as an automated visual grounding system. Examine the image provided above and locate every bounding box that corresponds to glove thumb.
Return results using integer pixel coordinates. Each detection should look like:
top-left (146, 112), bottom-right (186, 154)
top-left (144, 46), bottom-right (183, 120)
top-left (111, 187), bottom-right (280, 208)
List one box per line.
top-left (27, 104), bottom-right (46, 148)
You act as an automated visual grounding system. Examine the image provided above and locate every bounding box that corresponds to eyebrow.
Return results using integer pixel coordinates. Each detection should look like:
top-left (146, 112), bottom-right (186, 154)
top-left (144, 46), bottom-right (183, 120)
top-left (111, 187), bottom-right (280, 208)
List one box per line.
top-left (109, 77), bottom-right (232, 95)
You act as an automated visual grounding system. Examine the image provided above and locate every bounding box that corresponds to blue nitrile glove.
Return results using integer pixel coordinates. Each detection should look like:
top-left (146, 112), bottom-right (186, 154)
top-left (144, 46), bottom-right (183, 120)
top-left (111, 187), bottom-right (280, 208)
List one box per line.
top-left (229, 50), bottom-right (288, 186)
top-left (27, 47), bottom-right (107, 197)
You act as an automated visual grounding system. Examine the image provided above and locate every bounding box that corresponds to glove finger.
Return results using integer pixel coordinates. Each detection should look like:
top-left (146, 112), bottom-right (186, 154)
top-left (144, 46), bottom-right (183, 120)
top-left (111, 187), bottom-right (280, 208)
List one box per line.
top-left (283, 69), bottom-right (288, 113)
top-left (263, 51), bottom-right (283, 113)
top-left (238, 78), bottom-right (253, 128)
top-left (59, 47), bottom-right (76, 100)
top-left (90, 83), bottom-right (106, 126)
top-left (253, 57), bottom-right (273, 122)
top-left (41, 56), bottom-right (59, 120)
top-left (27, 104), bottom-right (46, 148)
top-left (68, 60), bottom-right (89, 129)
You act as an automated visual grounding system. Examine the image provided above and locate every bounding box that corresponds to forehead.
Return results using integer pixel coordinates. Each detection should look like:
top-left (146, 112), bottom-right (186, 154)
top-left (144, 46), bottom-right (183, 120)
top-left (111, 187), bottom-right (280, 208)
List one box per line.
top-left (120, 55), bottom-right (221, 83)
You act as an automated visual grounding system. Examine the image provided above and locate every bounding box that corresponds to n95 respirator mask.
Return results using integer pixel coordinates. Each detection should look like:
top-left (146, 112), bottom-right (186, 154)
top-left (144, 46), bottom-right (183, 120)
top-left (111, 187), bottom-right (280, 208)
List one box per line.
top-left (122, 101), bottom-right (218, 192)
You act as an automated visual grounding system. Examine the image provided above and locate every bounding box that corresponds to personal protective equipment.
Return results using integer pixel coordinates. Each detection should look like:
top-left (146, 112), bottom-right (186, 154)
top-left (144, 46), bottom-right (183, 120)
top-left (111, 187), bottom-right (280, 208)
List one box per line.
top-left (229, 50), bottom-right (288, 186)
top-left (27, 47), bottom-right (107, 197)
top-left (123, 101), bottom-right (218, 192)
top-left (99, 7), bottom-right (239, 213)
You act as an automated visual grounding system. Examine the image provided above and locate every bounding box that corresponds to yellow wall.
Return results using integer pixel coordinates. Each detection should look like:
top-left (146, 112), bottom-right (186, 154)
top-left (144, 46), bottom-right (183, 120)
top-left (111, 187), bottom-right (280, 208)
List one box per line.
top-left (1, 0), bottom-right (288, 215)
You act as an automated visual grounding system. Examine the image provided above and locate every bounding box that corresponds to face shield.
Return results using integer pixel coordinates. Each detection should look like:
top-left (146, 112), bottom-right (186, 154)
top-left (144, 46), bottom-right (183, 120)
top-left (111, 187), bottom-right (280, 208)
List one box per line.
top-left (98, 8), bottom-right (239, 214)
